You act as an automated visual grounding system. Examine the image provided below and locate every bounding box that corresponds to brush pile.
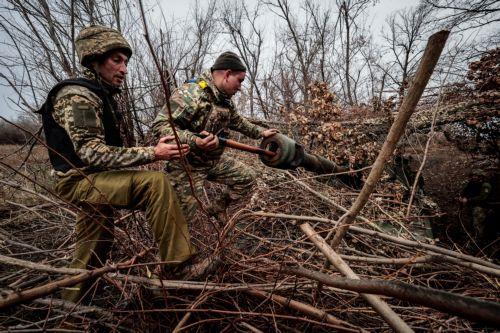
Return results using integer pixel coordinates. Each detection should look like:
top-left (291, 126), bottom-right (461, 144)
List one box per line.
top-left (1, 46), bottom-right (499, 330)
top-left (1, 138), bottom-right (499, 331)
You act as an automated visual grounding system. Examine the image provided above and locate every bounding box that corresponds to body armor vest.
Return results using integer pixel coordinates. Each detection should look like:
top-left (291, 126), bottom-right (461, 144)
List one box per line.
top-left (38, 78), bottom-right (123, 172)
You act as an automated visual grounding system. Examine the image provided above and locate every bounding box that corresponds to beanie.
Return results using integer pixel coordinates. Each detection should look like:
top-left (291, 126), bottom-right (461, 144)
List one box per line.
top-left (211, 51), bottom-right (246, 72)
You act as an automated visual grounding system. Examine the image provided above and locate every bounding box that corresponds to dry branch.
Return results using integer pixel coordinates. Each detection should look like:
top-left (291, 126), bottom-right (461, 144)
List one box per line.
top-left (249, 212), bottom-right (500, 271)
top-left (282, 266), bottom-right (500, 327)
top-left (247, 289), bottom-right (365, 333)
top-left (0, 265), bottom-right (117, 311)
top-left (300, 222), bottom-right (414, 333)
top-left (331, 30), bottom-right (450, 249)
top-left (0, 254), bottom-right (308, 293)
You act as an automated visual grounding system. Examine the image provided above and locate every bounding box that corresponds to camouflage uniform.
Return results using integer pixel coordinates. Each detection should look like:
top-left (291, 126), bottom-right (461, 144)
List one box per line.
top-left (461, 172), bottom-right (494, 238)
top-left (40, 26), bottom-right (194, 303)
top-left (152, 70), bottom-right (265, 219)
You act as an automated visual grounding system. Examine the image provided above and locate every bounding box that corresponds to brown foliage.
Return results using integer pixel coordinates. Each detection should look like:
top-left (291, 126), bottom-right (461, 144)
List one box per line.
top-left (284, 81), bottom-right (385, 170)
top-left (467, 47), bottom-right (500, 93)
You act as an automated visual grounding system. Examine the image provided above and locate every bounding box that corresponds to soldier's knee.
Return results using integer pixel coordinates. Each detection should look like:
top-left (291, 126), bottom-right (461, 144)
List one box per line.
top-left (147, 172), bottom-right (174, 191)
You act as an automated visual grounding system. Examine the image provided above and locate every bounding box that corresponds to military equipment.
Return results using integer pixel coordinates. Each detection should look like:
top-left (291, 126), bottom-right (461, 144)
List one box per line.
top-left (259, 133), bottom-right (350, 175)
top-left (193, 133), bottom-right (276, 158)
top-left (195, 133), bottom-right (359, 184)
top-left (76, 25), bottom-right (132, 67)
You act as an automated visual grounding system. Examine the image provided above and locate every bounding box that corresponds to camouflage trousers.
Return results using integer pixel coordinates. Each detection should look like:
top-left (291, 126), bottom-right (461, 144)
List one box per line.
top-left (55, 170), bottom-right (194, 303)
top-left (472, 206), bottom-right (488, 237)
top-left (166, 156), bottom-right (257, 220)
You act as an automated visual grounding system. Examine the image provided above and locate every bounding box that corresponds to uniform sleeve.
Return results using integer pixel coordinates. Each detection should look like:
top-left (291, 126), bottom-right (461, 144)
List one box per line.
top-left (228, 105), bottom-right (264, 139)
top-left (152, 87), bottom-right (200, 149)
top-left (53, 92), bottom-right (155, 169)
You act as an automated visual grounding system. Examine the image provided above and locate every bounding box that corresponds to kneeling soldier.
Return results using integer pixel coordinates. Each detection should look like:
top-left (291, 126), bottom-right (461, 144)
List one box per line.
top-left (38, 25), bottom-right (195, 303)
top-left (152, 52), bottom-right (278, 220)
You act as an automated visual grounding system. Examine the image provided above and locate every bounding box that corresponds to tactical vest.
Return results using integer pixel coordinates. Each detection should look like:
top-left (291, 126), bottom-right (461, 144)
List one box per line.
top-left (38, 78), bottom-right (123, 173)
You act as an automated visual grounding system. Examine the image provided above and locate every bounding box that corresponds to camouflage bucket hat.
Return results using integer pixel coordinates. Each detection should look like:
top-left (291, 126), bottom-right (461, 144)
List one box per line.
top-left (75, 25), bottom-right (132, 68)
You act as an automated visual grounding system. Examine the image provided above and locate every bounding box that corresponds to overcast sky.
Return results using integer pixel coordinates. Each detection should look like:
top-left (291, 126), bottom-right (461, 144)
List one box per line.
top-left (0, 0), bottom-right (443, 120)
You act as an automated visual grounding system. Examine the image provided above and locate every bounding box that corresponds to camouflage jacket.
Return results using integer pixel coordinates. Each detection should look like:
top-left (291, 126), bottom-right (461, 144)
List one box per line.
top-left (152, 70), bottom-right (264, 167)
top-left (52, 70), bottom-right (155, 174)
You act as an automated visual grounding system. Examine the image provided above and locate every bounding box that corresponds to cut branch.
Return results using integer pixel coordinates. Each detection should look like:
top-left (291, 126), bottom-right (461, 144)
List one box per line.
top-left (330, 30), bottom-right (450, 249)
top-left (300, 222), bottom-right (413, 333)
top-left (247, 289), bottom-right (366, 333)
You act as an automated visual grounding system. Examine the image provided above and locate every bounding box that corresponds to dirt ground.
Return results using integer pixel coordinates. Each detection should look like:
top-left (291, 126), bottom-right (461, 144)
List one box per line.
top-left (407, 131), bottom-right (498, 258)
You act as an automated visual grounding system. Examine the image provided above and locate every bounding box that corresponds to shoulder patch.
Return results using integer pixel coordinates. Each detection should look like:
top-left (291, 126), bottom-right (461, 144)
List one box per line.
top-left (198, 80), bottom-right (207, 89)
top-left (73, 102), bottom-right (99, 130)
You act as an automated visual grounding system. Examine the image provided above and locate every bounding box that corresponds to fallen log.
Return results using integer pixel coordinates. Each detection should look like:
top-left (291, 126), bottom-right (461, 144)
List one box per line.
top-left (282, 266), bottom-right (500, 327)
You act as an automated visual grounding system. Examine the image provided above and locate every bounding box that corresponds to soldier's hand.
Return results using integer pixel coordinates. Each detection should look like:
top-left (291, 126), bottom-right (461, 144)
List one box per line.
top-left (154, 135), bottom-right (190, 161)
top-left (195, 130), bottom-right (219, 151)
top-left (261, 128), bottom-right (279, 138)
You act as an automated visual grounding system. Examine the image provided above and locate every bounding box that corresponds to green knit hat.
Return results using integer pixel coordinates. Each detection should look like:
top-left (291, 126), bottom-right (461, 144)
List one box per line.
top-left (212, 51), bottom-right (246, 72)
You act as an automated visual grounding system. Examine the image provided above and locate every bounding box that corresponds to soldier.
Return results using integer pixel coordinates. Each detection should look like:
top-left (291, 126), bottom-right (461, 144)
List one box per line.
top-left (459, 170), bottom-right (498, 243)
top-left (152, 52), bottom-right (278, 220)
top-left (38, 25), bottom-right (196, 303)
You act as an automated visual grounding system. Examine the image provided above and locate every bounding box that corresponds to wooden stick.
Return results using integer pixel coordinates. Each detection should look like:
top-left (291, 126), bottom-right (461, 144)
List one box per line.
top-left (0, 253), bottom-right (305, 293)
top-left (330, 30), bottom-right (450, 249)
top-left (239, 322), bottom-right (264, 333)
top-left (249, 212), bottom-right (500, 271)
top-left (247, 289), bottom-right (365, 333)
top-left (300, 222), bottom-right (414, 333)
top-left (282, 266), bottom-right (500, 327)
top-left (0, 265), bottom-right (117, 311)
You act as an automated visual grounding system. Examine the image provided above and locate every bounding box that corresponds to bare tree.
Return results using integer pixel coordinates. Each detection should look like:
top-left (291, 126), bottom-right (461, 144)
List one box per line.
top-left (424, 0), bottom-right (500, 31)
top-left (219, 1), bottom-right (268, 118)
top-left (383, 4), bottom-right (433, 99)
top-left (335, 0), bottom-right (375, 106)
top-left (186, 0), bottom-right (219, 80)
top-left (263, 0), bottom-right (335, 110)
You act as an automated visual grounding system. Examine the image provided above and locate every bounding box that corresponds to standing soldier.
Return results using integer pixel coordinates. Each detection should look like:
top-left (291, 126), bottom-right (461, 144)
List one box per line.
top-left (153, 52), bottom-right (278, 220)
top-left (459, 169), bottom-right (499, 251)
top-left (38, 25), bottom-right (195, 303)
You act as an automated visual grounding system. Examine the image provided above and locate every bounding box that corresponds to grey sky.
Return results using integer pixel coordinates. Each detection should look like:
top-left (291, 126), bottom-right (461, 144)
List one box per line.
top-left (0, 0), bottom-right (417, 120)
top-left (0, 0), bottom-right (490, 120)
